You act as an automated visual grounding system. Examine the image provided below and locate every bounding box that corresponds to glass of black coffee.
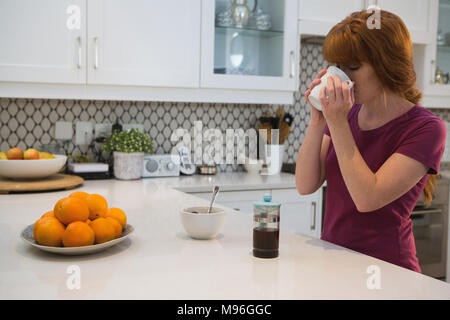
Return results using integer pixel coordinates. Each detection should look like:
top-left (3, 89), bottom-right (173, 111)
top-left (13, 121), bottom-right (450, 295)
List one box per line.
top-left (253, 193), bottom-right (281, 258)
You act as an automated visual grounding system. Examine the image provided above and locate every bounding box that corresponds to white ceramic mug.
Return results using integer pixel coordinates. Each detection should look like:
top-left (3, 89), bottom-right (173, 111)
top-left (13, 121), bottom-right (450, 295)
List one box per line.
top-left (308, 66), bottom-right (354, 111)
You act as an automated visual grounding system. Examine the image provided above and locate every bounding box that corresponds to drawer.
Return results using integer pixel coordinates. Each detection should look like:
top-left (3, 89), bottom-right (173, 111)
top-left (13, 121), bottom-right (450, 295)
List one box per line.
top-left (189, 190), bottom-right (271, 203)
top-left (217, 200), bottom-right (254, 215)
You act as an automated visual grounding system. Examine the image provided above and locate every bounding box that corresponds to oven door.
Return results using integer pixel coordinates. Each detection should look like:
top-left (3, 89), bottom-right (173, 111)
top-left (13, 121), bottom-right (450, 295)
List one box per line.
top-left (411, 205), bottom-right (446, 279)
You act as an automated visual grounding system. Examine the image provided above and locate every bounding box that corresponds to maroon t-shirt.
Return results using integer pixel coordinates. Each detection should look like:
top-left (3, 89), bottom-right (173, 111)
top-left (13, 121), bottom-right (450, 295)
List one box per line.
top-left (322, 104), bottom-right (446, 272)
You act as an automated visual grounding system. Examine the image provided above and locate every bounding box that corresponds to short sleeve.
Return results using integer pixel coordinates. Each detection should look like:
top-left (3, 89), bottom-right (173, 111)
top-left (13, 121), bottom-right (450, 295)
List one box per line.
top-left (395, 119), bottom-right (446, 174)
top-left (324, 123), bottom-right (330, 136)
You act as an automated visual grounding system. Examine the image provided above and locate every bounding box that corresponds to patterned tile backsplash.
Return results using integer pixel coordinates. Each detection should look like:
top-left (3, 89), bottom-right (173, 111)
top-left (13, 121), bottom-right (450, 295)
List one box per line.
top-left (1, 41), bottom-right (449, 172)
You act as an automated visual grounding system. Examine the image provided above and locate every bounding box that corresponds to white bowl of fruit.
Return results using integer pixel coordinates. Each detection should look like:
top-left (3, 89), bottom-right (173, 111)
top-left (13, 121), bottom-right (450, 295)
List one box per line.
top-left (0, 147), bottom-right (66, 180)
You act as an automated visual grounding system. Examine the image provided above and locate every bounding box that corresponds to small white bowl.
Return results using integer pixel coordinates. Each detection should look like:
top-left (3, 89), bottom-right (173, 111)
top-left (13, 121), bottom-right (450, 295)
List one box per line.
top-left (243, 157), bottom-right (264, 174)
top-left (180, 206), bottom-right (226, 240)
top-left (0, 154), bottom-right (67, 180)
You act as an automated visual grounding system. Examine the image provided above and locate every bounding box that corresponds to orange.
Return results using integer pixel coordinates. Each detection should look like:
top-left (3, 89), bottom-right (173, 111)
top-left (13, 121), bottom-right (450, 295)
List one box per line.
top-left (89, 217), bottom-right (116, 244)
top-left (41, 210), bottom-right (54, 219)
top-left (85, 194), bottom-right (108, 220)
top-left (53, 197), bottom-right (90, 225)
top-left (106, 217), bottom-right (122, 239)
top-left (106, 207), bottom-right (127, 228)
top-left (34, 217), bottom-right (65, 247)
top-left (7, 147), bottom-right (23, 160)
top-left (62, 221), bottom-right (95, 247)
top-left (33, 216), bottom-right (53, 240)
top-left (69, 191), bottom-right (89, 203)
top-left (85, 219), bottom-right (91, 225)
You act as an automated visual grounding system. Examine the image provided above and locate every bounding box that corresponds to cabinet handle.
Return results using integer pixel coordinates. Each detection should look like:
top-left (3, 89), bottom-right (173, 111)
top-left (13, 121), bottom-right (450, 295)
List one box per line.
top-left (431, 59), bottom-right (436, 84)
top-left (76, 36), bottom-right (82, 69)
top-left (233, 208), bottom-right (240, 211)
top-left (289, 50), bottom-right (295, 78)
top-left (310, 201), bottom-right (316, 230)
top-left (94, 37), bottom-right (99, 69)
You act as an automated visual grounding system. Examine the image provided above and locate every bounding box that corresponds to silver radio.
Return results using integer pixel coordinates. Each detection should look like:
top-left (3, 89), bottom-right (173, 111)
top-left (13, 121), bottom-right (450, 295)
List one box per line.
top-left (142, 154), bottom-right (180, 177)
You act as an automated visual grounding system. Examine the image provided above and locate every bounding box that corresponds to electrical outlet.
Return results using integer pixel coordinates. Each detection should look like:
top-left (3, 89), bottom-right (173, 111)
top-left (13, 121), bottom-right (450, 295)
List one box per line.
top-left (123, 124), bottom-right (144, 132)
top-left (75, 121), bottom-right (94, 146)
top-left (95, 123), bottom-right (112, 139)
top-left (54, 121), bottom-right (73, 140)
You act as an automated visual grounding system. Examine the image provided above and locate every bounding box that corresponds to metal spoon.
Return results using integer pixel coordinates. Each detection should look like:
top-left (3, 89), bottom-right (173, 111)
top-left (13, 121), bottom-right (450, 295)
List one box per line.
top-left (207, 186), bottom-right (220, 214)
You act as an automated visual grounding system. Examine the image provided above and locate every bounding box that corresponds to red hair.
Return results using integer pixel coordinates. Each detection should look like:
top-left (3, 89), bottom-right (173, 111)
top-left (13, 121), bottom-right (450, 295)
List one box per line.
top-left (322, 10), bottom-right (436, 206)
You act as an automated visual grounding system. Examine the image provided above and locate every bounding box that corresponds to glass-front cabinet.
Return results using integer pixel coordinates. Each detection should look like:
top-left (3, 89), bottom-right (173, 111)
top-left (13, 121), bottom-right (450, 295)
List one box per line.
top-left (417, 0), bottom-right (450, 104)
top-left (201, 0), bottom-right (299, 91)
top-left (435, 0), bottom-right (450, 87)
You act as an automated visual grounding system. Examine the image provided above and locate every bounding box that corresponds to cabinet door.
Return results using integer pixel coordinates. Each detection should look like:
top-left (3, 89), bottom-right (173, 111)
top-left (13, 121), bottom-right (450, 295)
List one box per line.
top-left (415, 0), bottom-right (450, 101)
top-left (272, 189), bottom-right (322, 238)
top-left (298, 0), bottom-right (364, 23)
top-left (87, 0), bottom-right (201, 87)
top-left (201, 0), bottom-right (299, 91)
top-left (298, 0), bottom-right (365, 36)
top-left (377, 0), bottom-right (434, 44)
top-left (0, 0), bottom-right (86, 84)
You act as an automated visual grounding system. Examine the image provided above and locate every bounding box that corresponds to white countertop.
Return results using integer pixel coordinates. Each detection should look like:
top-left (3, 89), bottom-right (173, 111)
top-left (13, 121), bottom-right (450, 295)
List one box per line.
top-left (1, 172), bottom-right (450, 299)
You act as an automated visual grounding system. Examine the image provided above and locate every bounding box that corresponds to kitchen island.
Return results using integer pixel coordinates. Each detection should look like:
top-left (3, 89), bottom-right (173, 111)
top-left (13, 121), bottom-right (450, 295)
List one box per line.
top-left (1, 172), bottom-right (450, 299)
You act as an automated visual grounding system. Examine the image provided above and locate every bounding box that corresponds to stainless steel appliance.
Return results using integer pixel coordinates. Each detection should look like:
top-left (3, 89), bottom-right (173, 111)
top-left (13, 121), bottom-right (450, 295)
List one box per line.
top-left (412, 176), bottom-right (449, 279)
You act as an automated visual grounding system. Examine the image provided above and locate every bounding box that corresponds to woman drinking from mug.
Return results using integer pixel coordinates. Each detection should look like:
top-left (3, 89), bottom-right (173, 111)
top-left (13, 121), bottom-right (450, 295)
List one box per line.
top-left (296, 10), bottom-right (446, 273)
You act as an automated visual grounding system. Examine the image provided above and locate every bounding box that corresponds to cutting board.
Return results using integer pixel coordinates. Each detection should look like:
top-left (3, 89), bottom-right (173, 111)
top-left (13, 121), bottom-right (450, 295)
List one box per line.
top-left (0, 174), bottom-right (84, 194)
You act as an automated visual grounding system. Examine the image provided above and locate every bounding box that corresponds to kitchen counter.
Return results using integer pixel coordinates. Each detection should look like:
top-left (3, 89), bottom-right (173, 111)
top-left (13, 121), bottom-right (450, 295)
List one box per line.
top-left (1, 172), bottom-right (450, 299)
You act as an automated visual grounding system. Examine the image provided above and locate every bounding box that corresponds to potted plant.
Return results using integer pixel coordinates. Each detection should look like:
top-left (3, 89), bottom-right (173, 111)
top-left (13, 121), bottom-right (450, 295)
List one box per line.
top-left (103, 129), bottom-right (154, 180)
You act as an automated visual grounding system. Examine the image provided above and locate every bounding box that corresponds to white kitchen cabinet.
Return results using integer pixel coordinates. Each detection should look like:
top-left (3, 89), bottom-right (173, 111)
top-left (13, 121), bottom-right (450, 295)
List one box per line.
top-left (191, 189), bottom-right (267, 215)
top-left (298, 0), bottom-right (434, 44)
top-left (189, 187), bottom-right (323, 238)
top-left (272, 189), bottom-right (323, 238)
top-left (201, 0), bottom-right (299, 91)
top-left (87, 0), bottom-right (201, 88)
top-left (0, 0), bottom-right (298, 104)
top-left (0, 0), bottom-right (86, 84)
top-left (298, 0), bottom-right (364, 36)
top-left (414, 0), bottom-right (450, 108)
top-left (376, 0), bottom-right (435, 44)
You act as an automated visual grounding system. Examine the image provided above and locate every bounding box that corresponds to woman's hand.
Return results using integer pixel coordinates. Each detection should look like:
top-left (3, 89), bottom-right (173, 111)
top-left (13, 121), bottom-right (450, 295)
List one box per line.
top-left (305, 66), bottom-right (328, 126)
top-left (320, 75), bottom-right (355, 127)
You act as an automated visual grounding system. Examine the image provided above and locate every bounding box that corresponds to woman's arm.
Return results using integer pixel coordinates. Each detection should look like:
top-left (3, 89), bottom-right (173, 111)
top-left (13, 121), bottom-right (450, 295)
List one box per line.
top-left (296, 66), bottom-right (331, 195)
top-left (295, 121), bottom-right (329, 195)
top-left (327, 121), bottom-right (428, 212)
top-left (322, 75), bottom-right (428, 212)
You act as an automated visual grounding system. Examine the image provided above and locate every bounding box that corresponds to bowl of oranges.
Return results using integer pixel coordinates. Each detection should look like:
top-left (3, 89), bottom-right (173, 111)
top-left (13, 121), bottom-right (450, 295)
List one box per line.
top-left (0, 147), bottom-right (67, 180)
top-left (21, 191), bottom-right (133, 255)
